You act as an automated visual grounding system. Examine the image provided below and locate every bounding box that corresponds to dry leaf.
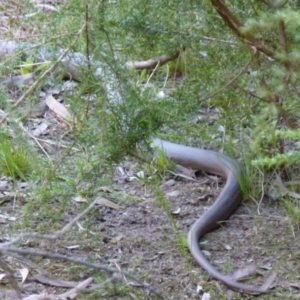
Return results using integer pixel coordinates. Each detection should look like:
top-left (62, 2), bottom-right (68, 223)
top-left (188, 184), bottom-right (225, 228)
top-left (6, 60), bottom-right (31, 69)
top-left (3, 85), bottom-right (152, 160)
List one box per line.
top-left (65, 245), bottom-right (80, 249)
top-left (0, 273), bottom-right (6, 281)
top-left (32, 122), bottom-right (48, 136)
top-left (23, 277), bottom-right (94, 300)
top-left (45, 94), bottom-right (77, 124)
top-left (32, 273), bottom-right (80, 288)
top-left (166, 190), bottom-right (180, 197)
top-left (18, 268), bottom-right (29, 283)
top-left (59, 277), bottom-right (93, 299)
top-left (172, 207), bottom-right (181, 214)
top-left (201, 293), bottom-right (210, 300)
top-left (95, 196), bottom-right (121, 209)
top-left (23, 293), bottom-right (58, 300)
top-left (72, 196), bottom-right (87, 203)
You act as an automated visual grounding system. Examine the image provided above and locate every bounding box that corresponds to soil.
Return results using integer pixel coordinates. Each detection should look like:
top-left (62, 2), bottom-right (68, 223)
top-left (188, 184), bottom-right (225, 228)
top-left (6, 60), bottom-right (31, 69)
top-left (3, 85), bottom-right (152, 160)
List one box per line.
top-left (0, 76), bottom-right (299, 300)
top-left (88, 166), bottom-right (299, 300)
top-left (2, 144), bottom-right (300, 300)
top-left (0, 10), bottom-right (299, 299)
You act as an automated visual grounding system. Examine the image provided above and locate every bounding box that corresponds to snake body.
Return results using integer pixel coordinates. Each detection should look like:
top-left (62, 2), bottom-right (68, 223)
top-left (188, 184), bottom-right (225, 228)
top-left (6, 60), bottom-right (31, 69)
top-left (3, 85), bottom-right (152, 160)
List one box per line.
top-left (153, 138), bottom-right (274, 293)
top-left (0, 40), bottom-right (274, 293)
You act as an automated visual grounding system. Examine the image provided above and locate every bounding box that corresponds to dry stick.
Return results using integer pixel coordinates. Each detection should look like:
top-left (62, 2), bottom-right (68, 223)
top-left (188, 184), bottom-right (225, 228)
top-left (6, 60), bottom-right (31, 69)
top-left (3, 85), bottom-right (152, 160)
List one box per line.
top-left (83, 3), bottom-right (92, 117)
top-left (17, 61), bottom-right (51, 68)
top-left (146, 61), bottom-right (160, 85)
top-left (9, 252), bottom-right (48, 275)
top-left (277, 20), bottom-right (294, 79)
top-left (211, 0), bottom-right (296, 130)
top-left (213, 0), bottom-right (294, 74)
top-left (255, 168), bottom-right (265, 216)
top-left (18, 122), bottom-right (52, 162)
top-left (275, 174), bottom-right (300, 200)
top-left (211, 0), bottom-right (275, 58)
top-left (0, 109), bottom-right (51, 160)
top-left (54, 197), bottom-right (100, 237)
top-left (58, 277), bottom-right (93, 299)
top-left (0, 23), bottom-right (86, 126)
top-left (1, 197), bottom-right (99, 247)
top-left (125, 50), bottom-right (182, 70)
top-left (211, 0), bottom-right (243, 37)
top-left (0, 248), bottom-right (166, 300)
top-left (275, 20), bottom-right (290, 155)
top-left (278, 20), bottom-right (288, 54)
top-left (85, 3), bottom-right (91, 72)
top-left (0, 197), bottom-right (166, 299)
top-left (34, 137), bottom-right (80, 150)
top-left (199, 48), bottom-right (256, 102)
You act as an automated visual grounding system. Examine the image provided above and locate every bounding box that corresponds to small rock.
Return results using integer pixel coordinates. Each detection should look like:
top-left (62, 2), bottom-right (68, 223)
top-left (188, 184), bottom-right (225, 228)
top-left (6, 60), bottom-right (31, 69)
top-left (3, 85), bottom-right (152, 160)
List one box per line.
top-left (166, 190), bottom-right (180, 197)
top-left (164, 179), bottom-right (176, 187)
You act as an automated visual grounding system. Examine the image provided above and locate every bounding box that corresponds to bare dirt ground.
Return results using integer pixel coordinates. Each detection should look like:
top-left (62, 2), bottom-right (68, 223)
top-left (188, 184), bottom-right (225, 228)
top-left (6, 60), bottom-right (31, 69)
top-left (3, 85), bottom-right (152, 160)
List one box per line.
top-left (0, 62), bottom-right (299, 300)
top-left (4, 158), bottom-right (300, 300)
top-left (5, 153), bottom-right (300, 300)
top-left (0, 102), bottom-right (299, 300)
top-left (93, 166), bottom-right (300, 300)
top-left (0, 4), bottom-right (299, 298)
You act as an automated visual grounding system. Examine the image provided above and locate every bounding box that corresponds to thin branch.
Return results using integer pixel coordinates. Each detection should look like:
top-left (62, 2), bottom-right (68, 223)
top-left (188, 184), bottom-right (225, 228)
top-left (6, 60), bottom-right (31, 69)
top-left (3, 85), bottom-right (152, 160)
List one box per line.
top-left (1, 197), bottom-right (99, 247)
top-left (54, 197), bottom-right (99, 237)
top-left (0, 194), bottom-right (166, 299)
top-left (211, 0), bottom-right (243, 38)
top-left (244, 89), bottom-right (299, 129)
top-left (277, 19), bottom-right (294, 74)
top-left (1, 247), bottom-right (166, 300)
top-left (200, 48), bottom-right (256, 102)
top-left (85, 3), bottom-right (91, 72)
top-left (211, 0), bottom-right (275, 58)
top-left (18, 122), bottom-right (52, 162)
top-left (277, 20), bottom-right (287, 53)
top-left (126, 50), bottom-right (183, 70)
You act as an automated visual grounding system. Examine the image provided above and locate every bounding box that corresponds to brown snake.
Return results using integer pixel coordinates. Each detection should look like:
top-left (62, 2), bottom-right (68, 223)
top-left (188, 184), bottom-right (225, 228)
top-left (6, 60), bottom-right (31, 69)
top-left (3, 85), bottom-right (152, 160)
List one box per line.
top-left (0, 40), bottom-right (275, 294)
top-left (153, 138), bottom-right (275, 293)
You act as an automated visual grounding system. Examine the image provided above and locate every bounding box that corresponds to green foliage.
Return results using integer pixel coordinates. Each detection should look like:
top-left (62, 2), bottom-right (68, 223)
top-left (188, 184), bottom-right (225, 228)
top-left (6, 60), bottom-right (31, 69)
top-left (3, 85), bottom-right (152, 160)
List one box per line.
top-left (284, 198), bottom-right (300, 225)
top-left (3, 0), bottom-right (297, 226)
top-left (2, 0), bottom-right (300, 297)
top-left (151, 182), bottom-right (190, 262)
top-left (0, 133), bottom-right (32, 181)
top-left (253, 133), bottom-right (300, 167)
top-left (19, 57), bottom-right (33, 75)
top-left (154, 147), bottom-right (172, 174)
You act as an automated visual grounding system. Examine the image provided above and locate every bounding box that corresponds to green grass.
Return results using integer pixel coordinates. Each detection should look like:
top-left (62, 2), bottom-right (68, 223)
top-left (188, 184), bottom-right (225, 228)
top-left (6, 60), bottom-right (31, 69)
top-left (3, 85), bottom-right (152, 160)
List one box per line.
top-left (0, 133), bottom-right (33, 181)
top-left (1, 1), bottom-right (300, 298)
